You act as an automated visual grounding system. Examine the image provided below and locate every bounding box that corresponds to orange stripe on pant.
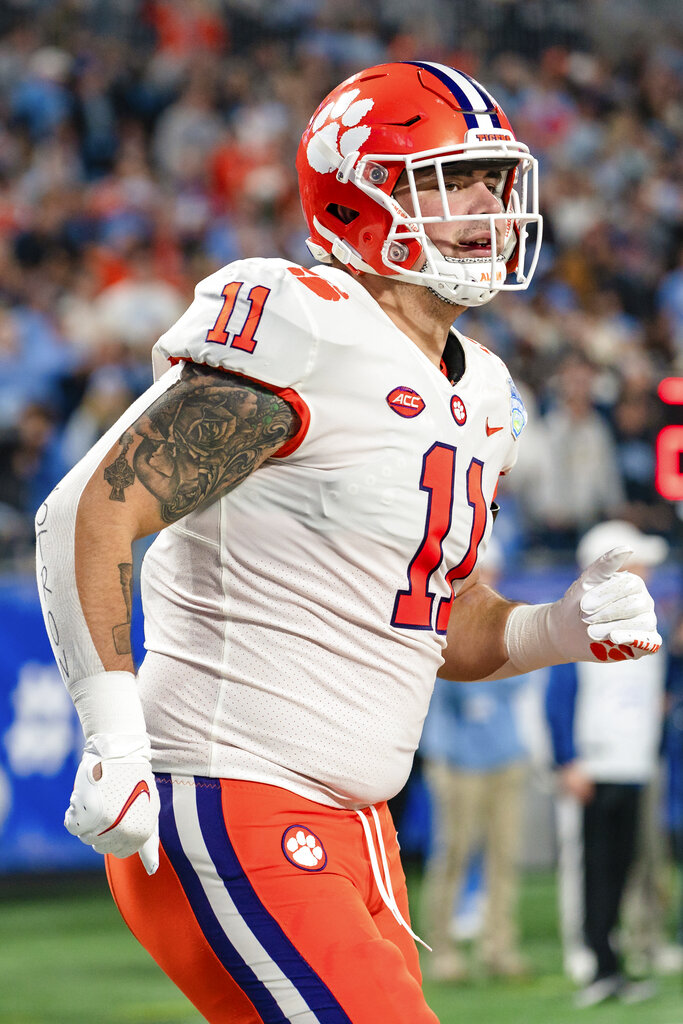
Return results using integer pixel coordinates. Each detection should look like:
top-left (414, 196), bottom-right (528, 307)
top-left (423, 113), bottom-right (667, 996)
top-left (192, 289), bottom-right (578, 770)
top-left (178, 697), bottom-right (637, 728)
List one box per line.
top-left (106, 776), bottom-right (439, 1024)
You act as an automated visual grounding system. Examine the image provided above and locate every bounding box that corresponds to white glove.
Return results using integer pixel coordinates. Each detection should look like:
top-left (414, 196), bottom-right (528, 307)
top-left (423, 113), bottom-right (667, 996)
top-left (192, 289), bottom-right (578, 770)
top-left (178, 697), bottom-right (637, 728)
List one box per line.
top-left (65, 733), bottom-right (160, 875)
top-left (553, 545), bottom-right (661, 661)
top-left (505, 546), bottom-right (662, 672)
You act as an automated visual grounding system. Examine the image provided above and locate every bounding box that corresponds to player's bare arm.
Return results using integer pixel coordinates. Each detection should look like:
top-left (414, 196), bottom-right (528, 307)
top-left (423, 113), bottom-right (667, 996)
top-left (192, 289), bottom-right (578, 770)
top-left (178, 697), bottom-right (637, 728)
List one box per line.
top-left (438, 572), bottom-right (516, 681)
top-left (440, 547), bottom-right (662, 684)
top-left (75, 363), bottom-right (299, 671)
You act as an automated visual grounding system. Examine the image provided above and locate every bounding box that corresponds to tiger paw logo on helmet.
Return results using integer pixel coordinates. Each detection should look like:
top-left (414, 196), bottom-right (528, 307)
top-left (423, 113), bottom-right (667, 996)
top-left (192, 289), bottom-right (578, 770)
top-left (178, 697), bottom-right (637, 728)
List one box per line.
top-left (305, 89), bottom-right (374, 175)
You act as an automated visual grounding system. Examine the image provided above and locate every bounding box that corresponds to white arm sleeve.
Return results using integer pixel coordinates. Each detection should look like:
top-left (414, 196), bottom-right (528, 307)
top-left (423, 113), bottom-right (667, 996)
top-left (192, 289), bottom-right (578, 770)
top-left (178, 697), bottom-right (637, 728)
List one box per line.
top-left (34, 364), bottom-right (183, 696)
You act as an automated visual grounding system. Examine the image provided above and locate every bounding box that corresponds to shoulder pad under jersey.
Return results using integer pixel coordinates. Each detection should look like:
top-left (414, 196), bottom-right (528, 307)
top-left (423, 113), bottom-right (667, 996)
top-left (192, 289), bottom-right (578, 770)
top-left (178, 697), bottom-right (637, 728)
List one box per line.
top-left (152, 258), bottom-right (327, 389)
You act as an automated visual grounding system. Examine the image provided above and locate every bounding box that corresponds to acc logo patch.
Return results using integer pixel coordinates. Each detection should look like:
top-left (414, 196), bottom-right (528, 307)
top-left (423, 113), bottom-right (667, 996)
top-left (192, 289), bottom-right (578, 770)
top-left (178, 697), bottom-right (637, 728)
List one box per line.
top-left (282, 825), bottom-right (327, 871)
top-left (387, 386), bottom-right (425, 418)
top-left (450, 394), bottom-right (467, 425)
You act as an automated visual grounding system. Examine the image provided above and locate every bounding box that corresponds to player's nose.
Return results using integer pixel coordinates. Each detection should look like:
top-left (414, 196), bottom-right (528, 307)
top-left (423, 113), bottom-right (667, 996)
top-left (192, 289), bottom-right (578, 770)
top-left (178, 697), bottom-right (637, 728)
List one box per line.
top-left (457, 180), bottom-right (503, 215)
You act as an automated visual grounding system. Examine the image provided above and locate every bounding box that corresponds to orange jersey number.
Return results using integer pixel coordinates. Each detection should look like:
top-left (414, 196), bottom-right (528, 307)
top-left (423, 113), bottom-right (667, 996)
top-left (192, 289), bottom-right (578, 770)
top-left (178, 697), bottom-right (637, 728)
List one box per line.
top-left (392, 444), bottom-right (487, 634)
top-left (206, 281), bottom-right (271, 353)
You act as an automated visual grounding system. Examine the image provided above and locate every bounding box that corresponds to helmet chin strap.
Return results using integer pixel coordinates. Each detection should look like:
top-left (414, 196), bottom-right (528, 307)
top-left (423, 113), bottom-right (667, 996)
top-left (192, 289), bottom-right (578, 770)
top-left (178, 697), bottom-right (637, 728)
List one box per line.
top-left (399, 238), bottom-right (505, 308)
top-left (309, 216), bottom-right (509, 307)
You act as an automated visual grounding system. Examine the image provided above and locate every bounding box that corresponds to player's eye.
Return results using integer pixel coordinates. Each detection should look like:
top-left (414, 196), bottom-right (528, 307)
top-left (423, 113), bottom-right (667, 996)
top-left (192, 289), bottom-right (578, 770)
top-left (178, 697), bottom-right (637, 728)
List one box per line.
top-left (442, 174), bottom-right (504, 197)
top-left (481, 175), bottom-right (505, 197)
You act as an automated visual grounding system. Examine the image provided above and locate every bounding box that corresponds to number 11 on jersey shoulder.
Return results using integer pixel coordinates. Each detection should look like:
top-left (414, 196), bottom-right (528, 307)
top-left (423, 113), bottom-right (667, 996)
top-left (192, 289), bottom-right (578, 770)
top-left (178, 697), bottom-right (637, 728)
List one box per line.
top-left (206, 280), bottom-right (271, 353)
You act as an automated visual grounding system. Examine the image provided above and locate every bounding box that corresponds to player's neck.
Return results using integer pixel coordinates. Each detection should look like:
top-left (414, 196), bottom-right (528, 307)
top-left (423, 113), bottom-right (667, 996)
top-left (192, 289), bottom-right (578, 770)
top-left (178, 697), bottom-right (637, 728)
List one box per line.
top-left (355, 273), bottom-right (465, 367)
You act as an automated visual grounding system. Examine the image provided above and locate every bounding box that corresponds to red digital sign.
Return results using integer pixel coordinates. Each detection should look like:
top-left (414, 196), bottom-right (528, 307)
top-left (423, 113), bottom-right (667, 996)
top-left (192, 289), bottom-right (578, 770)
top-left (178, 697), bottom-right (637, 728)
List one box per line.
top-left (656, 377), bottom-right (683, 500)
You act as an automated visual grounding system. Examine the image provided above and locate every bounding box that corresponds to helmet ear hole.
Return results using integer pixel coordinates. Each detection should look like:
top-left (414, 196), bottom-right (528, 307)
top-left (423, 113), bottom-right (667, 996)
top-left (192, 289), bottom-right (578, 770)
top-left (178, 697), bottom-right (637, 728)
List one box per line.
top-left (325, 203), bottom-right (359, 225)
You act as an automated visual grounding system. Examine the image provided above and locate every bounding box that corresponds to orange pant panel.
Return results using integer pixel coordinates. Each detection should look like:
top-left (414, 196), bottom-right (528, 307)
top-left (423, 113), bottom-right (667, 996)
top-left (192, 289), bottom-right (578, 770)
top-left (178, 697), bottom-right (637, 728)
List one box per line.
top-left (218, 780), bottom-right (434, 1022)
top-left (106, 843), bottom-right (263, 1022)
top-left (106, 776), bottom-right (439, 1024)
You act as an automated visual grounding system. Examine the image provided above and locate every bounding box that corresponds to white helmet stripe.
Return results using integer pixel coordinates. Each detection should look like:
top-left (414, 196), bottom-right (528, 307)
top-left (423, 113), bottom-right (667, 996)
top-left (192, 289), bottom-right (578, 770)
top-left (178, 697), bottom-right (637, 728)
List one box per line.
top-left (405, 61), bottom-right (502, 131)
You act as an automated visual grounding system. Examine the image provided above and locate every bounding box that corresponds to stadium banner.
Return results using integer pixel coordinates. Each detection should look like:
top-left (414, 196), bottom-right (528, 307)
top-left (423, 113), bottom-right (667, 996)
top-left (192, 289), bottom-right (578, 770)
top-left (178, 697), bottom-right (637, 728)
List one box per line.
top-left (0, 575), bottom-right (145, 873)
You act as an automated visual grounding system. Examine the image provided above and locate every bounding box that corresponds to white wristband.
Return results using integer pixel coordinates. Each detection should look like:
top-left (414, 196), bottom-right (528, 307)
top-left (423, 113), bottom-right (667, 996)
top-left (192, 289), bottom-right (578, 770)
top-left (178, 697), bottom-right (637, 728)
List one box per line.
top-left (67, 671), bottom-right (147, 739)
top-left (504, 603), bottom-right (561, 674)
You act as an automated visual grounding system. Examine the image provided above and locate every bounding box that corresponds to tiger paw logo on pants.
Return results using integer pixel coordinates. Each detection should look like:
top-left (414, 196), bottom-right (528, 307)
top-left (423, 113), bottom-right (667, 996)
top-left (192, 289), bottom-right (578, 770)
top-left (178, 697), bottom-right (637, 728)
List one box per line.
top-left (282, 825), bottom-right (327, 871)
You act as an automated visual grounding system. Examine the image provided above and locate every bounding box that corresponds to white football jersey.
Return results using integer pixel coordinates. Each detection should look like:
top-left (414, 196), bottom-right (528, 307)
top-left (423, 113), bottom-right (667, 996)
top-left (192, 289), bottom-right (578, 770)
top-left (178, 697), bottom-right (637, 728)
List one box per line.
top-left (139, 258), bottom-right (524, 809)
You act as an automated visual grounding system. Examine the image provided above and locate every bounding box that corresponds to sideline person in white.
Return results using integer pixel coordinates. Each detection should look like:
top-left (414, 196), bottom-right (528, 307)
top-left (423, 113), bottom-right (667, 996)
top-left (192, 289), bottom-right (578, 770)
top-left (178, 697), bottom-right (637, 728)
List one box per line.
top-left (547, 520), bottom-right (668, 1009)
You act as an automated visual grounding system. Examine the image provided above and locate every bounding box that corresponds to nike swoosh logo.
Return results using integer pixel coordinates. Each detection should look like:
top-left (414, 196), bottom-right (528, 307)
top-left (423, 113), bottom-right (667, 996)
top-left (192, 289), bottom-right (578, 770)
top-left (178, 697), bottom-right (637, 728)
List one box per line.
top-left (486, 419), bottom-right (504, 436)
top-left (97, 780), bottom-right (150, 836)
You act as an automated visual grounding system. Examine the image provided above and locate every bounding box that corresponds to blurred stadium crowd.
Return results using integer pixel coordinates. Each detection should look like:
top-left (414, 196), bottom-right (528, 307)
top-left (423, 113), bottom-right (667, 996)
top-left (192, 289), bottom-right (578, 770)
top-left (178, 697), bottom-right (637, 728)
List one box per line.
top-left (0, 0), bottom-right (681, 567)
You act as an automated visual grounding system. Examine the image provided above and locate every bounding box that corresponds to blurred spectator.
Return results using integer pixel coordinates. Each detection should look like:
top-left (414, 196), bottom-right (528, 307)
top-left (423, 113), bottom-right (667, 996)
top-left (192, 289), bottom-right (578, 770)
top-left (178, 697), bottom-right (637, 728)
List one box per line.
top-left (59, 367), bottom-right (135, 468)
top-left (657, 246), bottom-right (683, 369)
top-left (152, 69), bottom-right (224, 183)
top-left (71, 60), bottom-right (119, 180)
top-left (610, 379), bottom-right (674, 537)
top-left (9, 45), bottom-right (72, 142)
top-left (92, 241), bottom-right (186, 358)
top-left (0, 301), bottom-right (78, 431)
top-left (0, 400), bottom-right (67, 556)
top-left (146, 0), bottom-right (228, 84)
top-left (663, 610), bottom-right (683, 948)
top-left (420, 541), bottom-right (531, 982)
top-left (546, 520), bottom-right (668, 1008)
top-left (531, 353), bottom-right (625, 550)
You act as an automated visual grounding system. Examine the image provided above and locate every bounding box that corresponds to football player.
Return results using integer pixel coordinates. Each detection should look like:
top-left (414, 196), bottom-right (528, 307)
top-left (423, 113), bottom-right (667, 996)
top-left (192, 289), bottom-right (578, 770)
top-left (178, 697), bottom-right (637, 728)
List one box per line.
top-left (35, 62), bottom-right (661, 1023)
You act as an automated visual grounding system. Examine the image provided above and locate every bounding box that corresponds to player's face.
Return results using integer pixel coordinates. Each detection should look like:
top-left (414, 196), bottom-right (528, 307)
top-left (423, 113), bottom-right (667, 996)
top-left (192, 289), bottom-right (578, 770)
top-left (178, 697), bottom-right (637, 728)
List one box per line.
top-left (393, 161), bottom-right (513, 261)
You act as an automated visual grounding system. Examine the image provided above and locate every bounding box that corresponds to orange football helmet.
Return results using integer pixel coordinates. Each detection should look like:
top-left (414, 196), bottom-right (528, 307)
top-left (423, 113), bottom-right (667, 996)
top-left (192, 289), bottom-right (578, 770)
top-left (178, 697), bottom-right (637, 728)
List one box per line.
top-left (296, 61), bottom-right (542, 307)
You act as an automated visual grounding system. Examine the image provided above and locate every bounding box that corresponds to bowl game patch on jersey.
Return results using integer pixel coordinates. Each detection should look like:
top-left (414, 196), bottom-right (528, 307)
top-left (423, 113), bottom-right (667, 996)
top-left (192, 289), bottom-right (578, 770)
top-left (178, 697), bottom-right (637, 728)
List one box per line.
top-left (509, 378), bottom-right (527, 439)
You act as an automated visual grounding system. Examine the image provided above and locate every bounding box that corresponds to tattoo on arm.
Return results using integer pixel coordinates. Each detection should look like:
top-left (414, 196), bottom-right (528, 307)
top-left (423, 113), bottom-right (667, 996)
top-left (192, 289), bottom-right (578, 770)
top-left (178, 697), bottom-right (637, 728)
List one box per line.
top-left (103, 364), bottom-right (299, 523)
top-left (112, 562), bottom-right (133, 655)
top-left (104, 433), bottom-right (135, 501)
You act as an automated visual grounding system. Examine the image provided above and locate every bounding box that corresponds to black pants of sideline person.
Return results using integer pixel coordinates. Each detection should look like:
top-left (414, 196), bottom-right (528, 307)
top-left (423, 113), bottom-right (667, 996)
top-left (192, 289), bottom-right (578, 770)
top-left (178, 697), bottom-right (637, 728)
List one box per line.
top-left (583, 782), bottom-right (642, 980)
